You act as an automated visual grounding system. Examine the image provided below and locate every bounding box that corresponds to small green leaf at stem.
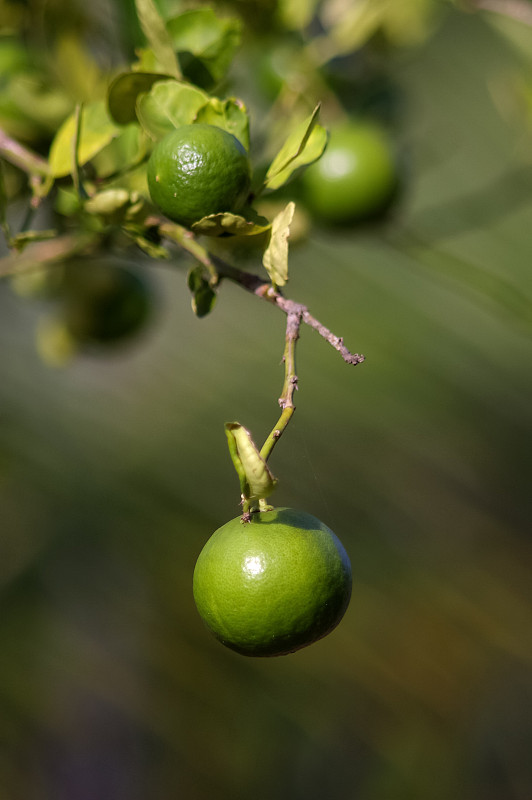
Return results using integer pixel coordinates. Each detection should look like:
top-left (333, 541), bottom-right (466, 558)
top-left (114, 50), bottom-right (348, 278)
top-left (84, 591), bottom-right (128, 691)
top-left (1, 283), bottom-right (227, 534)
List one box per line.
top-left (135, 0), bottom-right (181, 79)
top-left (187, 265), bottom-right (217, 317)
top-left (262, 201), bottom-right (294, 287)
top-left (225, 422), bottom-right (278, 503)
top-left (264, 105), bottom-right (328, 192)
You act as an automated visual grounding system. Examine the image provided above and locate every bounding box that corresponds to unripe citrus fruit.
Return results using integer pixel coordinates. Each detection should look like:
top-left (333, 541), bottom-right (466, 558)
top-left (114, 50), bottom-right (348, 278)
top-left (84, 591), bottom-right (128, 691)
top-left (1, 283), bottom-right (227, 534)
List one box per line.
top-left (193, 507), bottom-right (352, 656)
top-left (147, 124), bottom-right (251, 226)
top-left (61, 261), bottom-right (151, 346)
top-left (301, 119), bottom-right (398, 224)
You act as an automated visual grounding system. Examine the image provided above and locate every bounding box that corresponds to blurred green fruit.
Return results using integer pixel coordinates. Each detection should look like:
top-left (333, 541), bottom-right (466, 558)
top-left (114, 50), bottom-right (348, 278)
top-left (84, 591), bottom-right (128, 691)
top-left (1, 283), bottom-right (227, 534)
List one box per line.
top-left (301, 119), bottom-right (399, 224)
top-left (61, 261), bottom-right (152, 346)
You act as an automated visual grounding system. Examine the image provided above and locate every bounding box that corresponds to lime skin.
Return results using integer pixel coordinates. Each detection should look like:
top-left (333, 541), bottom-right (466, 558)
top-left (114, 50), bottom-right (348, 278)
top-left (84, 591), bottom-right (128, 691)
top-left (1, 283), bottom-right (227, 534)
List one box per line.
top-left (147, 123), bottom-right (251, 227)
top-left (301, 119), bottom-right (398, 225)
top-left (193, 508), bottom-right (352, 657)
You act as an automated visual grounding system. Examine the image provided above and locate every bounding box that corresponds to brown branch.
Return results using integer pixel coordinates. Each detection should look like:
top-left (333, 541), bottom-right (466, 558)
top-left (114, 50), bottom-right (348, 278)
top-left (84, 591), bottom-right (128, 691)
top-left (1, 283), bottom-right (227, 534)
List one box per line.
top-left (158, 220), bottom-right (365, 366)
top-left (259, 306), bottom-right (302, 463)
top-left (0, 232), bottom-right (97, 277)
top-left (0, 128), bottom-right (50, 178)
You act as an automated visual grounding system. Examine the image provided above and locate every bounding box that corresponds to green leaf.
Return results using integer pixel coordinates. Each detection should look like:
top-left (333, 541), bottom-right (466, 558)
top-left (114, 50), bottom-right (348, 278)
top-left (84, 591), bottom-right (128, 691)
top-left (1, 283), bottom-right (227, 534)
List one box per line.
top-left (132, 47), bottom-right (165, 73)
top-left (191, 211), bottom-right (270, 237)
top-left (264, 105), bottom-right (328, 191)
top-left (166, 9), bottom-right (241, 85)
top-left (135, 0), bottom-right (180, 79)
top-left (194, 97), bottom-right (249, 150)
top-left (84, 189), bottom-right (131, 216)
top-left (224, 422), bottom-right (277, 502)
top-left (136, 79), bottom-right (209, 140)
top-left (187, 265), bottom-right (217, 317)
top-left (54, 187), bottom-right (83, 217)
top-left (262, 201), bottom-right (294, 287)
top-left (49, 101), bottom-right (120, 178)
top-left (107, 71), bottom-right (170, 125)
top-left (278, 0), bottom-right (321, 30)
top-left (91, 124), bottom-right (148, 179)
top-left (124, 226), bottom-right (170, 259)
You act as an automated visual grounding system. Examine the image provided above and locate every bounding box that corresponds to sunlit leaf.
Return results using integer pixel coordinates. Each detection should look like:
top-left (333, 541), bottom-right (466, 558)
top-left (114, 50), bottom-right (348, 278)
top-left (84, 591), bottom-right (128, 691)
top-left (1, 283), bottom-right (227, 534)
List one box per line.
top-left (224, 422), bottom-right (277, 502)
top-left (108, 72), bottom-right (169, 125)
top-left (49, 101), bottom-right (120, 178)
top-left (187, 265), bottom-right (217, 317)
top-left (132, 47), bottom-right (164, 73)
top-left (194, 97), bottom-right (249, 150)
top-left (278, 0), bottom-right (320, 30)
top-left (191, 211), bottom-right (270, 237)
top-left (136, 79), bottom-right (209, 140)
top-left (54, 187), bottom-right (83, 217)
top-left (135, 0), bottom-right (180, 78)
top-left (166, 9), bottom-right (241, 85)
top-left (262, 201), bottom-right (294, 287)
top-left (264, 105), bottom-right (328, 191)
top-left (91, 124), bottom-right (148, 179)
top-left (84, 189), bottom-right (131, 216)
top-left (53, 34), bottom-right (107, 102)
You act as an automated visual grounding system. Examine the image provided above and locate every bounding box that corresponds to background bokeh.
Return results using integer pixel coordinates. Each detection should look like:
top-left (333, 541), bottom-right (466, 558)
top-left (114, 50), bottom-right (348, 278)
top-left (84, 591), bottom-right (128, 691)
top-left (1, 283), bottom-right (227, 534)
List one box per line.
top-left (1, 2), bottom-right (532, 798)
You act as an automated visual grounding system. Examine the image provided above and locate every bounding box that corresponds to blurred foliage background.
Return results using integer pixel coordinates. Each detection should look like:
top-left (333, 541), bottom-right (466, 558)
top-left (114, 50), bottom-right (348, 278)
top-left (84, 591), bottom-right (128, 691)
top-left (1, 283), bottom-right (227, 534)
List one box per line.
top-left (1, 0), bottom-right (532, 798)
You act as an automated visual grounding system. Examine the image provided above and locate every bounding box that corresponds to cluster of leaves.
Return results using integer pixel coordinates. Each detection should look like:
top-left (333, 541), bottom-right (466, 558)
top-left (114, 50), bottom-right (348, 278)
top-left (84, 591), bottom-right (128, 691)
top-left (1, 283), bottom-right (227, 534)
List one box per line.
top-left (0, 0), bottom-right (334, 324)
top-left (0, 0), bottom-right (457, 343)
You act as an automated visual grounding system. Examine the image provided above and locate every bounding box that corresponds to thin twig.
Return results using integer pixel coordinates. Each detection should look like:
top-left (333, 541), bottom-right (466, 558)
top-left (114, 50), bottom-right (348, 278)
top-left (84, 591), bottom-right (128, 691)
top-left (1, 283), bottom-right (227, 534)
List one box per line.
top-left (260, 306), bottom-right (303, 462)
top-left (0, 128), bottom-right (50, 178)
top-left (0, 232), bottom-right (97, 277)
top-left (158, 220), bottom-right (365, 367)
top-left (301, 309), bottom-right (365, 365)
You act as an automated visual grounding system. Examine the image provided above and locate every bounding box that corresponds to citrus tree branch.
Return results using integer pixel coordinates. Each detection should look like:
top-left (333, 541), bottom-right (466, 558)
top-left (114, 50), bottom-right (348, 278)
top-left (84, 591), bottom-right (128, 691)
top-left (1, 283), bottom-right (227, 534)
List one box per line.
top-left (157, 220), bottom-right (365, 368)
top-left (260, 305), bottom-right (302, 463)
top-left (0, 232), bottom-right (97, 277)
top-left (0, 213), bottom-right (365, 368)
top-left (0, 129), bottom-right (50, 178)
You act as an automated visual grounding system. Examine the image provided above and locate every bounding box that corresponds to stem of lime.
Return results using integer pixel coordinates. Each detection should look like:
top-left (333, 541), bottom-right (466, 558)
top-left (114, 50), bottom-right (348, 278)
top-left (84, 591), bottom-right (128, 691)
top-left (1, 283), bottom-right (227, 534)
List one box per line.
top-left (260, 305), bottom-right (302, 463)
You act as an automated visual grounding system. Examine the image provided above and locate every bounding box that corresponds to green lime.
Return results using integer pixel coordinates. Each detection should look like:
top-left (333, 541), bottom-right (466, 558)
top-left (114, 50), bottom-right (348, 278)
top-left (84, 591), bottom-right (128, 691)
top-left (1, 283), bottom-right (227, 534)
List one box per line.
top-left (147, 124), bottom-right (251, 227)
top-left (193, 507), bottom-right (352, 657)
top-left (301, 119), bottom-right (398, 224)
